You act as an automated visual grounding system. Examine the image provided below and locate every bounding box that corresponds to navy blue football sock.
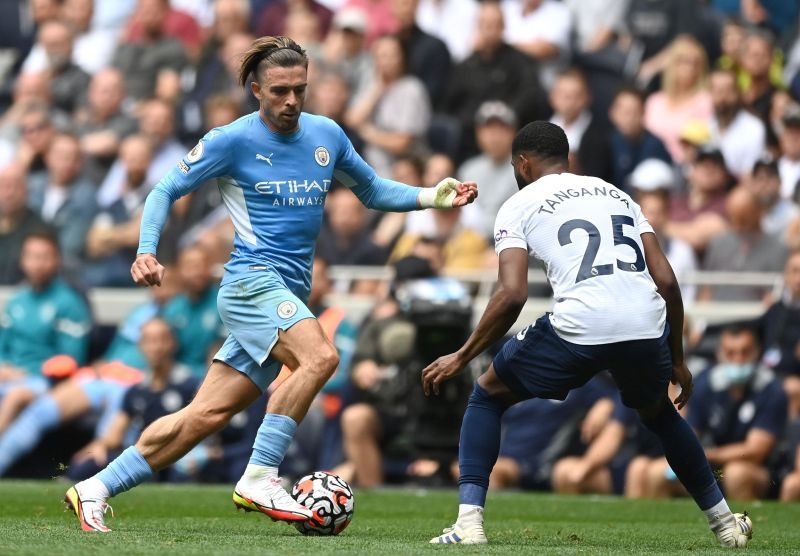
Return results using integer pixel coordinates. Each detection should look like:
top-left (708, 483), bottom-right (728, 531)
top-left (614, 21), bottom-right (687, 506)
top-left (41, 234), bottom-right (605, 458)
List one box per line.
top-left (458, 383), bottom-right (510, 507)
top-left (640, 401), bottom-right (723, 510)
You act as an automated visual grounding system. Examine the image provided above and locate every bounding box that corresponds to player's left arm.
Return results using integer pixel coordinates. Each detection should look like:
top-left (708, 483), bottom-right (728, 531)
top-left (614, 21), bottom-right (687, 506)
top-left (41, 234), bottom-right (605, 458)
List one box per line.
top-left (331, 124), bottom-right (476, 211)
top-left (422, 247), bottom-right (528, 395)
top-left (641, 230), bottom-right (692, 409)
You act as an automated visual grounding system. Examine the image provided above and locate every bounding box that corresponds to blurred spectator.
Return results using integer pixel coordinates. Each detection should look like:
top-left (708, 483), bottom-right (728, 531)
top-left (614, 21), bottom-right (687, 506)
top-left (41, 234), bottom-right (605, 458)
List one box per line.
top-left (623, 0), bottom-right (705, 86)
top-left (179, 31), bottom-right (256, 142)
top-left (549, 69), bottom-right (611, 181)
top-left (92, 0), bottom-right (138, 33)
top-left (391, 207), bottom-right (488, 270)
top-left (717, 17), bottom-right (746, 76)
top-left (0, 233), bottom-right (91, 428)
top-left (99, 99), bottom-right (186, 208)
top-left (22, 0), bottom-right (117, 75)
top-left (67, 318), bottom-right (198, 481)
top-left (391, 0), bottom-right (451, 105)
top-left (745, 157), bottom-right (798, 242)
top-left (344, 0), bottom-right (399, 45)
top-left (700, 187), bottom-right (787, 302)
top-left (442, 0), bottom-right (544, 159)
top-left (636, 188), bottom-right (698, 302)
top-left (564, 0), bottom-right (627, 54)
top-left (316, 187), bottom-right (388, 266)
top-left (162, 246), bottom-right (225, 377)
top-left (456, 101), bottom-right (518, 241)
top-left (113, 0), bottom-right (189, 102)
top-left (13, 104), bottom-right (58, 176)
top-left (84, 135), bottom-right (153, 287)
top-left (501, 0), bottom-right (571, 90)
top-left (608, 86), bottom-right (672, 188)
top-left (255, 0), bottom-right (333, 39)
top-left (371, 156), bottom-right (425, 249)
top-left (285, 10), bottom-right (325, 60)
top-left (319, 8), bottom-right (373, 103)
top-left (0, 163), bottom-right (52, 285)
top-left (708, 68), bottom-right (767, 179)
top-left (404, 153), bottom-right (482, 238)
top-left (757, 250), bottom-right (800, 417)
top-left (736, 0), bottom-right (799, 38)
top-left (665, 147), bottom-right (729, 253)
top-left (346, 34), bottom-right (431, 177)
top-left (124, 0), bottom-right (203, 58)
top-left (778, 106), bottom-right (800, 200)
top-left (28, 20), bottom-right (91, 114)
top-left (307, 72), bottom-right (362, 150)
top-left (740, 29), bottom-right (781, 120)
top-left (644, 35), bottom-right (713, 163)
top-left (74, 69), bottom-right (138, 184)
top-left (0, 72), bottom-right (53, 136)
top-left (27, 133), bottom-right (98, 270)
top-left (489, 377), bottom-right (618, 492)
top-left (636, 325), bottom-right (787, 501)
top-left (196, 0), bottom-right (250, 69)
top-left (415, 0), bottom-right (478, 63)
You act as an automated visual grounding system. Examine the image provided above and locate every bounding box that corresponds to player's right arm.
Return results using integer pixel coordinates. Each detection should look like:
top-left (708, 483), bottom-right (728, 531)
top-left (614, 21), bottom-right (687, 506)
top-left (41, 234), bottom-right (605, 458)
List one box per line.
top-left (641, 231), bottom-right (693, 409)
top-left (132, 130), bottom-right (232, 286)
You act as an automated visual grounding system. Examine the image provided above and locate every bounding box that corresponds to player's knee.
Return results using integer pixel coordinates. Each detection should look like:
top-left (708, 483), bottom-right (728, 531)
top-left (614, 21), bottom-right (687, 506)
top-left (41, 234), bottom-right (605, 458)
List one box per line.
top-left (721, 460), bottom-right (756, 493)
top-left (341, 404), bottom-right (377, 438)
top-left (781, 472), bottom-right (800, 501)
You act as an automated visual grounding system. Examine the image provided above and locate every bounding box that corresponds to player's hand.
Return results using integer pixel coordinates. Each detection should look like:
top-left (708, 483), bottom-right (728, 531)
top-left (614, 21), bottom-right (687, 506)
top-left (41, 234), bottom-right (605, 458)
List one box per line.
top-left (419, 178), bottom-right (478, 209)
top-left (670, 362), bottom-right (693, 410)
top-left (451, 180), bottom-right (478, 207)
top-left (131, 253), bottom-right (165, 287)
top-left (422, 352), bottom-right (466, 396)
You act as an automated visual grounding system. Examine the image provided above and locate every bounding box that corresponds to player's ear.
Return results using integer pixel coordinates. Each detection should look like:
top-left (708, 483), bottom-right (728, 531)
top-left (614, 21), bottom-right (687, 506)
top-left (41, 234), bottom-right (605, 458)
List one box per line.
top-left (250, 80), bottom-right (262, 100)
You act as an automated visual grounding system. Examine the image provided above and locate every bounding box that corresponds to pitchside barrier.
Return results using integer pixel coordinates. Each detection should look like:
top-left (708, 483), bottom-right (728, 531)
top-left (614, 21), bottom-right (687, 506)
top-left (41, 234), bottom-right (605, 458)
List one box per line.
top-left (0, 268), bottom-right (782, 329)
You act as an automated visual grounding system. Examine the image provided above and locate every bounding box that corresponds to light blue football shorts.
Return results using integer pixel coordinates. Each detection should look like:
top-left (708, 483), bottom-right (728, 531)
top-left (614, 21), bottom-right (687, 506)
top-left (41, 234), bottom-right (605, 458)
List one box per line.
top-left (214, 270), bottom-right (314, 391)
top-left (0, 375), bottom-right (49, 398)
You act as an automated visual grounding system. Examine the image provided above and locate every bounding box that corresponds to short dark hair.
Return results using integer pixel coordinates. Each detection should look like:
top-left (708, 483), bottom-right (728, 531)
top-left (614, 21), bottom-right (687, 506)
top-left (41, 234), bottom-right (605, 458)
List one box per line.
top-left (720, 323), bottom-right (760, 347)
top-left (238, 36), bottom-right (308, 86)
top-left (612, 84), bottom-right (646, 106)
top-left (511, 120), bottom-right (569, 162)
top-left (23, 231), bottom-right (60, 254)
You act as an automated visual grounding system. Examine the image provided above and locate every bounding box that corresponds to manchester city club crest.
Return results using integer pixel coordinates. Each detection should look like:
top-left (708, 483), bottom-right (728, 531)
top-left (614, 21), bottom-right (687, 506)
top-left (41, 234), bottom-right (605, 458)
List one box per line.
top-left (186, 142), bottom-right (204, 163)
top-left (314, 146), bottom-right (330, 167)
top-left (277, 301), bottom-right (298, 319)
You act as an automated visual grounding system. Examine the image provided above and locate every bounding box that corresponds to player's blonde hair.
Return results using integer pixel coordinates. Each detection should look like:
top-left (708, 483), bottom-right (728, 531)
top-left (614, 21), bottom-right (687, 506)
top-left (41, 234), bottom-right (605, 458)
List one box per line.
top-left (238, 36), bottom-right (308, 86)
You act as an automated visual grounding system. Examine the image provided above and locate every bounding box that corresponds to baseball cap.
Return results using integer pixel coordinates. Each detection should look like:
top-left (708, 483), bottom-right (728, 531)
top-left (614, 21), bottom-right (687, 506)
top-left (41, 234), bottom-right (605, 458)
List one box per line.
top-left (474, 100), bottom-right (517, 128)
top-left (628, 159), bottom-right (675, 191)
top-left (333, 8), bottom-right (367, 33)
top-left (679, 120), bottom-right (711, 146)
top-left (783, 104), bottom-right (800, 127)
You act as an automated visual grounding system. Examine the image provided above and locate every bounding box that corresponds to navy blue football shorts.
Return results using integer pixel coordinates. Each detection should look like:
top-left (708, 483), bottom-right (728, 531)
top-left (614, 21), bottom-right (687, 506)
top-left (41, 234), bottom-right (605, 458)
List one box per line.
top-left (493, 313), bottom-right (672, 409)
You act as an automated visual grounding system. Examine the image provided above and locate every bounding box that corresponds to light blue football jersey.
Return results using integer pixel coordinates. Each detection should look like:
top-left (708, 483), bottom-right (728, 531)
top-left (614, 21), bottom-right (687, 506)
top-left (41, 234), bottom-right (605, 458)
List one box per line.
top-left (138, 112), bottom-right (419, 302)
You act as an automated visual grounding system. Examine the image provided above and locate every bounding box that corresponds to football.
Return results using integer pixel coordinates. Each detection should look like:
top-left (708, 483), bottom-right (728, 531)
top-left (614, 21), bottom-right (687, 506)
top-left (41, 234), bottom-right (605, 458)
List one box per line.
top-left (290, 471), bottom-right (355, 536)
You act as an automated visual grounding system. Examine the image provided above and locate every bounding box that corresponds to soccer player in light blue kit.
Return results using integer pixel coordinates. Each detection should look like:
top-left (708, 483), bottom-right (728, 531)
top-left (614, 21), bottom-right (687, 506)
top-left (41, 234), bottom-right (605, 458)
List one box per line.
top-left (65, 36), bottom-right (477, 532)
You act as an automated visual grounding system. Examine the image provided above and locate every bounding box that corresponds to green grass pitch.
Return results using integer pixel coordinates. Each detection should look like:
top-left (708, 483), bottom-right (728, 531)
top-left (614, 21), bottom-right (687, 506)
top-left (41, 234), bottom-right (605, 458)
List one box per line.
top-left (1, 480), bottom-right (799, 555)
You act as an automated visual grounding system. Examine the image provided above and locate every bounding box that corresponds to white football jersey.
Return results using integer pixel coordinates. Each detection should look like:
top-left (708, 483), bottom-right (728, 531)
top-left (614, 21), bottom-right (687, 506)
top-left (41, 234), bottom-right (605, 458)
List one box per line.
top-left (494, 173), bottom-right (666, 345)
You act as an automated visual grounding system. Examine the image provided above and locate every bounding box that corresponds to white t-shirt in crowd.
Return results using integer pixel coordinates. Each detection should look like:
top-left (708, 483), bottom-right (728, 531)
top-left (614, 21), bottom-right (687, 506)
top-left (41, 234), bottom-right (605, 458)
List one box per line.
top-left (494, 173), bottom-right (666, 345)
top-left (709, 110), bottom-right (766, 178)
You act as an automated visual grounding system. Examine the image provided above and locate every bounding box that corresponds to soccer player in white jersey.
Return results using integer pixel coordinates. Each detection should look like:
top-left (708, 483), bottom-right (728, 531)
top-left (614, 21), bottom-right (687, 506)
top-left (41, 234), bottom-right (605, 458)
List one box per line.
top-left (423, 121), bottom-right (751, 548)
top-left (64, 36), bottom-right (477, 533)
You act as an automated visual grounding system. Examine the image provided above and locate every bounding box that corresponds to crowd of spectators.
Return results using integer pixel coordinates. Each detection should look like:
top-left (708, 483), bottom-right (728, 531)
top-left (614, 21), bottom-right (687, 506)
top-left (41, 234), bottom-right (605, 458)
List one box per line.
top-left (1, 0), bottom-right (800, 503)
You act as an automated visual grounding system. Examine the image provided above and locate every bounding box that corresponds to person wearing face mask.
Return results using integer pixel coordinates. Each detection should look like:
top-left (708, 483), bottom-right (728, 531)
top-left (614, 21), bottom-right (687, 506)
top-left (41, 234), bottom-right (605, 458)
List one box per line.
top-left (639, 325), bottom-right (788, 501)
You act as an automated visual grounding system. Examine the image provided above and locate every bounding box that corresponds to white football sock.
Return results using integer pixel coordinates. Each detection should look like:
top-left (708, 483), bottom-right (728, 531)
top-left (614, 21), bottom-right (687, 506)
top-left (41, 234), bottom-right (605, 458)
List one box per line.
top-left (241, 464), bottom-right (279, 484)
top-left (458, 504), bottom-right (484, 523)
top-left (77, 477), bottom-right (110, 501)
top-left (704, 499), bottom-right (734, 528)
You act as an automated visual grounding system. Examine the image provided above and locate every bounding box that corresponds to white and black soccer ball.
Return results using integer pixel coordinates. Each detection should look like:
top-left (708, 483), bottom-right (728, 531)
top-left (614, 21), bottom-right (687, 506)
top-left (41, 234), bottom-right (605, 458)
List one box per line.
top-left (291, 471), bottom-right (355, 536)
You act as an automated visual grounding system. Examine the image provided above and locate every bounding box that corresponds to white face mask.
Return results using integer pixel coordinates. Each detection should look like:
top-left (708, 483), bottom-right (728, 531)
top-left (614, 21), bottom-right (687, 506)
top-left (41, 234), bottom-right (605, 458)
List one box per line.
top-left (719, 362), bottom-right (756, 385)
